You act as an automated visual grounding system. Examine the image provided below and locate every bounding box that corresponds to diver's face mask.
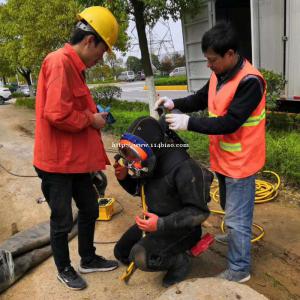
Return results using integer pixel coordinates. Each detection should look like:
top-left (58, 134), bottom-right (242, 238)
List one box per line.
top-left (116, 133), bottom-right (156, 178)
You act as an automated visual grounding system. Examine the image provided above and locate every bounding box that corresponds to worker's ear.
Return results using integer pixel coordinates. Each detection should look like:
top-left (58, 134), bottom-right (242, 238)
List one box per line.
top-left (84, 35), bottom-right (95, 47)
top-left (226, 49), bottom-right (235, 58)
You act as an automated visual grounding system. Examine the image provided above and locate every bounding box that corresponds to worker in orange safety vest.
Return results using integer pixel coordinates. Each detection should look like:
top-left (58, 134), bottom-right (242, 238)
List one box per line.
top-left (155, 22), bottom-right (266, 283)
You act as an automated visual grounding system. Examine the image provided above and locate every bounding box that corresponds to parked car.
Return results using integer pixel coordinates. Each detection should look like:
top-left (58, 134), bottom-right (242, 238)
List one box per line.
top-left (118, 71), bottom-right (135, 82)
top-left (169, 66), bottom-right (186, 77)
top-left (16, 85), bottom-right (32, 97)
top-left (135, 71), bottom-right (145, 81)
top-left (0, 87), bottom-right (12, 104)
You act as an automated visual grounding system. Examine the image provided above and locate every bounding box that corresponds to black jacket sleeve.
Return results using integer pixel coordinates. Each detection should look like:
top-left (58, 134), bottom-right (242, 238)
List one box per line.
top-left (187, 76), bottom-right (264, 135)
top-left (173, 81), bottom-right (209, 112)
top-left (157, 160), bottom-right (213, 232)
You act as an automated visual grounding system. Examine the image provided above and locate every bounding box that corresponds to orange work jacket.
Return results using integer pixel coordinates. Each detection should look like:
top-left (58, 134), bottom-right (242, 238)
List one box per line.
top-left (33, 44), bottom-right (110, 173)
top-left (208, 60), bottom-right (266, 178)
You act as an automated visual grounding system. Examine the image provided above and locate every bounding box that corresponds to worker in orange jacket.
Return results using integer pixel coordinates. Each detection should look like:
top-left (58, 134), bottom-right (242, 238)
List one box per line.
top-left (156, 22), bottom-right (266, 283)
top-left (34, 7), bottom-right (119, 290)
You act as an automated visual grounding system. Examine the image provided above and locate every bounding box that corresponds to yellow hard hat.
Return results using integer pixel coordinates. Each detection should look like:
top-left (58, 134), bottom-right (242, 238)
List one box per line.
top-left (77, 6), bottom-right (119, 52)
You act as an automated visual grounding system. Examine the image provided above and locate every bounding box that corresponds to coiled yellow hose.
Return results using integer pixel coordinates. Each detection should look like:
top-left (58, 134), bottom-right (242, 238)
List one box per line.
top-left (210, 171), bottom-right (280, 243)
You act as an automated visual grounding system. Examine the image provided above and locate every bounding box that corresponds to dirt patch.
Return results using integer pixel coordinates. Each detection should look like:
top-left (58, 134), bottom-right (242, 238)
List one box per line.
top-left (0, 102), bottom-right (300, 300)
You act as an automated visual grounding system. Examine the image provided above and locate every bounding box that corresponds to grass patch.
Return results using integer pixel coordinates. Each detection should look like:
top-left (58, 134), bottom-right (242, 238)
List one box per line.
top-left (266, 130), bottom-right (300, 184)
top-left (154, 76), bottom-right (187, 86)
top-left (15, 97), bottom-right (35, 109)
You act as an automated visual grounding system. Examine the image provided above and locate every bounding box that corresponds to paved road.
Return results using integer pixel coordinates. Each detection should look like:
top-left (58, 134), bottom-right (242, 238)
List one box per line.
top-left (90, 81), bottom-right (192, 103)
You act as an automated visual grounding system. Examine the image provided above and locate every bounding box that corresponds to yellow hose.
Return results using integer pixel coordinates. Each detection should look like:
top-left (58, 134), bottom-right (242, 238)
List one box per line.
top-left (211, 170), bottom-right (280, 204)
top-left (210, 171), bottom-right (280, 243)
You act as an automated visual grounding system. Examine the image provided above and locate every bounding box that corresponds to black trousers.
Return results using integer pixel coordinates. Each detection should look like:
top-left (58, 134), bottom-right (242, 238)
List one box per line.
top-left (114, 224), bottom-right (202, 270)
top-left (35, 167), bottom-right (99, 272)
top-left (216, 172), bottom-right (226, 210)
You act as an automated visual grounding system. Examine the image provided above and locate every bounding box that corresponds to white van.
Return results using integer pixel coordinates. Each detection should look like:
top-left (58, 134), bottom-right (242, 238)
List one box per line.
top-left (118, 71), bottom-right (135, 82)
top-left (169, 67), bottom-right (186, 77)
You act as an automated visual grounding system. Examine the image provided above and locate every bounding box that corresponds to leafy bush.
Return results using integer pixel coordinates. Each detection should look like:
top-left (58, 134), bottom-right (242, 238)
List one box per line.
top-left (88, 78), bottom-right (119, 84)
top-left (5, 83), bottom-right (19, 93)
top-left (90, 85), bottom-right (122, 101)
top-left (11, 92), bottom-right (27, 98)
top-left (267, 111), bottom-right (300, 131)
top-left (15, 97), bottom-right (35, 109)
top-left (260, 69), bottom-right (285, 110)
top-left (154, 76), bottom-right (187, 86)
top-left (91, 97), bottom-right (148, 112)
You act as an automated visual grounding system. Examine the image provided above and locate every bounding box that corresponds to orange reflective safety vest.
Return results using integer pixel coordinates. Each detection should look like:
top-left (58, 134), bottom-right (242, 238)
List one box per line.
top-left (208, 60), bottom-right (266, 178)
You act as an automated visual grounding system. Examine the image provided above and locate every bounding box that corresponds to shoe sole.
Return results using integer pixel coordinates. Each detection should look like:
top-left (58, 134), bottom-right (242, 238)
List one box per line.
top-left (239, 274), bottom-right (251, 283)
top-left (78, 265), bottom-right (118, 274)
top-left (57, 274), bottom-right (86, 290)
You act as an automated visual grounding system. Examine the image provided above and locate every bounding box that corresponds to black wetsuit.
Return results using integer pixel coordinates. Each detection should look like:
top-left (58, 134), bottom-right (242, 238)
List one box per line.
top-left (114, 148), bottom-right (213, 270)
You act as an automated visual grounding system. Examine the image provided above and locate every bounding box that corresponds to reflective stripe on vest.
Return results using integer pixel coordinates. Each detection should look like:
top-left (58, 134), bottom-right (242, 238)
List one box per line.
top-left (209, 109), bottom-right (265, 127)
top-left (219, 141), bottom-right (242, 152)
top-left (242, 109), bottom-right (265, 127)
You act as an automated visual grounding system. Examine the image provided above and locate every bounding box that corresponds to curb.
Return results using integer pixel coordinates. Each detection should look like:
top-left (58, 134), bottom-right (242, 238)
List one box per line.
top-left (144, 85), bottom-right (187, 91)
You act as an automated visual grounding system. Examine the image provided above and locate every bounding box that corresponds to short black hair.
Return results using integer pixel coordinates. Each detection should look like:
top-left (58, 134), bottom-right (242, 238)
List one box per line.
top-left (70, 20), bottom-right (104, 46)
top-left (201, 22), bottom-right (239, 56)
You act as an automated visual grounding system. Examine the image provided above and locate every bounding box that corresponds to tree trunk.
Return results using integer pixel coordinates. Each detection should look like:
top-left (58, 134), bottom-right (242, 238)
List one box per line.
top-left (131, 0), bottom-right (158, 118)
top-left (17, 67), bottom-right (34, 97)
top-left (2, 77), bottom-right (7, 85)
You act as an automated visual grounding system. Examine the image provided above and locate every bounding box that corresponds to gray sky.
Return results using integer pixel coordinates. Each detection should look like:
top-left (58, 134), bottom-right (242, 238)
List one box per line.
top-left (126, 19), bottom-right (184, 58)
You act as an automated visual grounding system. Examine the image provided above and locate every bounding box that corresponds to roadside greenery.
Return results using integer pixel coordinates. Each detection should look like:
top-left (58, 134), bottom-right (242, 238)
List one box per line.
top-left (11, 92), bottom-right (27, 98)
top-left (260, 69), bottom-right (286, 111)
top-left (90, 86), bottom-right (122, 101)
top-left (15, 97), bottom-right (35, 109)
top-left (15, 97), bottom-right (299, 185)
top-left (154, 76), bottom-right (187, 86)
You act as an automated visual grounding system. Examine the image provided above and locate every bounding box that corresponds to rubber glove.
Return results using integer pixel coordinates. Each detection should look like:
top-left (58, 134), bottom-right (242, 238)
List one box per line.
top-left (154, 96), bottom-right (174, 111)
top-left (165, 113), bottom-right (190, 131)
top-left (135, 212), bottom-right (159, 232)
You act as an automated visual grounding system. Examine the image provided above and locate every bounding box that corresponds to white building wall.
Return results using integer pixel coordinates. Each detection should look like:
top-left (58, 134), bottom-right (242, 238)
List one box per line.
top-left (286, 0), bottom-right (300, 97)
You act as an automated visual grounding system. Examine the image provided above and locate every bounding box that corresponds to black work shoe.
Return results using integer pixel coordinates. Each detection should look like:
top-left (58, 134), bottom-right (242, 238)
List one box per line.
top-left (162, 253), bottom-right (191, 288)
top-left (57, 266), bottom-right (87, 290)
top-left (78, 255), bottom-right (119, 274)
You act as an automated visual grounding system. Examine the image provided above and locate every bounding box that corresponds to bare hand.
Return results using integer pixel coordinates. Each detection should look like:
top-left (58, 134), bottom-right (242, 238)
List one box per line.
top-left (135, 212), bottom-right (159, 232)
top-left (113, 161), bottom-right (128, 180)
top-left (91, 112), bottom-right (108, 129)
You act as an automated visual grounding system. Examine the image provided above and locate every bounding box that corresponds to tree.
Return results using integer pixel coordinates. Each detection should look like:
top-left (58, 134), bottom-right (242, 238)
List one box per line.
top-left (151, 53), bottom-right (161, 72)
top-left (0, 0), bottom-right (128, 96)
top-left (105, 52), bottom-right (123, 80)
top-left (0, 47), bottom-right (14, 85)
top-left (0, 0), bottom-right (81, 96)
top-left (77, 0), bottom-right (202, 117)
top-left (172, 53), bottom-right (186, 68)
top-left (126, 56), bottom-right (142, 73)
top-left (160, 56), bottom-right (173, 75)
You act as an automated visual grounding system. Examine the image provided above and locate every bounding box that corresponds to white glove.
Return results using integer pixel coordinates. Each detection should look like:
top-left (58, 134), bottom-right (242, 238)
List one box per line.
top-left (154, 96), bottom-right (174, 111)
top-left (165, 113), bottom-right (190, 131)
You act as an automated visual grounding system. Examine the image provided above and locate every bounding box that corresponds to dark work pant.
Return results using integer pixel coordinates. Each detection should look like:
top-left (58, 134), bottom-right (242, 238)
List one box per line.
top-left (216, 172), bottom-right (226, 210)
top-left (114, 224), bottom-right (202, 271)
top-left (35, 167), bottom-right (99, 272)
